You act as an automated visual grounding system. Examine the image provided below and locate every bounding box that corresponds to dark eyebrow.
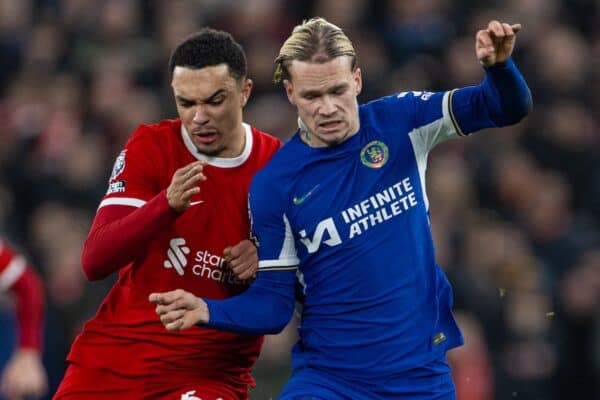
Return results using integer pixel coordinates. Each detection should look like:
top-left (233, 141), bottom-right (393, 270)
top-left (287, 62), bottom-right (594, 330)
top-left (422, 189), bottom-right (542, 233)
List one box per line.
top-left (175, 88), bottom-right (228, 105)
top-left (202, 88), bottom-right (227, 103)
top-left (175, 95), bottom-right (194, 104)
top-left (328, 83), bottom-right (349, 93)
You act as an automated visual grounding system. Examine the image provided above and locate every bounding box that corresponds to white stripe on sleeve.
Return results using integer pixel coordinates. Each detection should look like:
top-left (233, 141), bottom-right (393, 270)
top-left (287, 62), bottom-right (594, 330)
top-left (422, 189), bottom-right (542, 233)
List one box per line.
top-left (98, 197), bottom-right (147, 210)
top-left (0, 256), bottom-right (26, 291)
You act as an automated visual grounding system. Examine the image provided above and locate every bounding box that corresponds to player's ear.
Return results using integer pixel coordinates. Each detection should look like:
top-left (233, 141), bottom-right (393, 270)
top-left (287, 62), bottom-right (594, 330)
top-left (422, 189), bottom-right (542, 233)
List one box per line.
top-left (283, 79), bottom-right (295, 105)
top-left (240, 78), bottom-right (253, 107)
top-left (354, 68), bottom-right (362, 96)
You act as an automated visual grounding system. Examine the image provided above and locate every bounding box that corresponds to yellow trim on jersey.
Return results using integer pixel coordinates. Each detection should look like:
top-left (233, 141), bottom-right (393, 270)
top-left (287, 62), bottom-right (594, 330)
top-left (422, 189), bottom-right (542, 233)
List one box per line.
top-left (259, 265), bottom-right (298, 271)
top-left (448, 89), bottom-right (466, 137)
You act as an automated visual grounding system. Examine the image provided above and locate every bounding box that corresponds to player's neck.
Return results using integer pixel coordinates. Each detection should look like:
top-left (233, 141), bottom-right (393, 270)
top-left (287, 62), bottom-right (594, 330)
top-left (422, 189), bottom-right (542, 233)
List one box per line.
top-left (232, 124), bottom-right (247, 157)
top-left (220, 124), bottom-right (247, 158)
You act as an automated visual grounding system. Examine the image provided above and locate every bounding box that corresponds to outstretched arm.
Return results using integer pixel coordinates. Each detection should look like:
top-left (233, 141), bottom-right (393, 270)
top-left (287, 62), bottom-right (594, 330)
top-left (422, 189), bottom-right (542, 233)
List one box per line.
top-left (149, 268), bottom-right (296, 335)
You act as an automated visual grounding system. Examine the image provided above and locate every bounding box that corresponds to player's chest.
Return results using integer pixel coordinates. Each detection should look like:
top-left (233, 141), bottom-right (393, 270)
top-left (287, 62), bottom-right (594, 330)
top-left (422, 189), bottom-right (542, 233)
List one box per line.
top-left (287, 146), bottom-right (424, 256)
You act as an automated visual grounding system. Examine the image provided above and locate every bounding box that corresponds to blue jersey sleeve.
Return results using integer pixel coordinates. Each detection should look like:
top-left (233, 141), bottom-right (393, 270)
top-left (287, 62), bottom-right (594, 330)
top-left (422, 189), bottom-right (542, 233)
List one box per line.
top-left (204, 269), bottom-right (296, 334)
top-left (249, 171), bottom-right (299, 271)
top-left (450, 57), bottom-right (532, 134)
top-left (202, 171), bottom-right (299, 335)
top-left (371, 57), bottom-right (532, 155)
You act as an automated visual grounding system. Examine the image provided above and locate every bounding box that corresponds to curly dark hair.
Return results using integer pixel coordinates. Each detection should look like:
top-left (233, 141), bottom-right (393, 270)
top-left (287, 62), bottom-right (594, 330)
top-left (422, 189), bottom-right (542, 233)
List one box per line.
top-left (169, 28), bottom-right (247, 81)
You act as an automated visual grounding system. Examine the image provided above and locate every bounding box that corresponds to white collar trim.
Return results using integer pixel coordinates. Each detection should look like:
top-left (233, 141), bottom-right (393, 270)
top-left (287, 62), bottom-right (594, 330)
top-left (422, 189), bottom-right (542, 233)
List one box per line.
top-left (181, 123), bottom-right (253, 168)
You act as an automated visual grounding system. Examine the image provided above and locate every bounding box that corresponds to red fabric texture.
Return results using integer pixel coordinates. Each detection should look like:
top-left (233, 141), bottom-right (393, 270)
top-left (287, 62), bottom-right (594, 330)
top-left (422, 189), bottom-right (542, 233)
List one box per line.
top-left (81, 191), bottom-right (179, 281)
top-left (64, 119), bottom-right (281, 392)
top-left (11, 267), bottom-right (45, 350)
top-left (54, 363), bottom-right (248, 400)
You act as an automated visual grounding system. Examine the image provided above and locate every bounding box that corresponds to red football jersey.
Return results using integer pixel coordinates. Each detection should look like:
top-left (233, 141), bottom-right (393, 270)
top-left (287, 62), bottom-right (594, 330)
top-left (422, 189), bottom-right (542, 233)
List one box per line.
top-left (67, 119), bottom-right (281, 387)
top-left (0, 239), bottom-right (26, 292)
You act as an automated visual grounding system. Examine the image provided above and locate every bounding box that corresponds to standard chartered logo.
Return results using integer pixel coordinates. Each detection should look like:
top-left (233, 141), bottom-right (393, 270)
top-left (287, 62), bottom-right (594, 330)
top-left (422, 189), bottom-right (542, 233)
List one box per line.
top-left (163, 238), bottom-right (190, 276)
top-left (162, 238), bottom-right (248, 285)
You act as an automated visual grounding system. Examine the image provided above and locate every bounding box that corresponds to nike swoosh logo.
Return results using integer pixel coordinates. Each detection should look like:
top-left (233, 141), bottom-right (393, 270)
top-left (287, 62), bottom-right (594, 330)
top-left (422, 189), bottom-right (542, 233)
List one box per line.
top-left (293, 185), bottom-right (320, 205)
top-left (190, 201), bottom-right (204, 206)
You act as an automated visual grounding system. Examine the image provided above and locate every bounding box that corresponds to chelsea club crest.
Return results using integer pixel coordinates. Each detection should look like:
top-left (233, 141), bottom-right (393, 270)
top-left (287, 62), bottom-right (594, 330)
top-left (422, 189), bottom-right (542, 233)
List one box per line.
top-left (360, 140), bottom-right (389, 169)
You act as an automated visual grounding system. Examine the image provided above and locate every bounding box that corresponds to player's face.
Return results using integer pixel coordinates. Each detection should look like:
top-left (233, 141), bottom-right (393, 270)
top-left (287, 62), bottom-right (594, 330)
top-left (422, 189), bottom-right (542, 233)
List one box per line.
top-left (284, 56), bottom-right (362, 147)
top-left (172, 64), bottom-right (252, 157)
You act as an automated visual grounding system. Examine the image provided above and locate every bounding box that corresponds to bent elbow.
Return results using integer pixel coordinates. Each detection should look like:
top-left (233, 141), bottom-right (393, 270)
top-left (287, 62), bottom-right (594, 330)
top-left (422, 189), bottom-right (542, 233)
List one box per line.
top-left (512, 93), bottom-right (533, 123)
top-left (497, 93), bottom-right (533, 126)
top-left (266, 300), bottom-right (295, 334)
top-left (81, 248), bottom-right (106, 281)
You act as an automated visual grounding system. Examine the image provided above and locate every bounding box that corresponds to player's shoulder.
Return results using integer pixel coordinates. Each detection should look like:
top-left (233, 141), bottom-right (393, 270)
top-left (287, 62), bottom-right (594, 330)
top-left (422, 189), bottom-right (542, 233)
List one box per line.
top-left (249, 125), bottom-right (283, 156)
top-left (127, 119), bottom-right (181, 147)
top-left (362, 91), bottom-right (438, 110)
top-left (252, 133), bottom-right (302, 184)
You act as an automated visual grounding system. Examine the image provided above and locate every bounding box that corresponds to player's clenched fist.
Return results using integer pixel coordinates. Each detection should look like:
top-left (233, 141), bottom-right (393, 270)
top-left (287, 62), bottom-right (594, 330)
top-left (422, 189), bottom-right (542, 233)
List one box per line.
top-left (166, 160), bottom-right (208, 212)
top-left (476, 20), bottom-right (521, 67)
top-left (149, 289), bottom-right (210, 331)
top-left (224, 239), bottom-right (258, 280)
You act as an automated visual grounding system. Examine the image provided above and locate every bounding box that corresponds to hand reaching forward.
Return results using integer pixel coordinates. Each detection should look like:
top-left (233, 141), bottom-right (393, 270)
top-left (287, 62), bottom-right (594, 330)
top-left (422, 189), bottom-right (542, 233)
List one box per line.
top-left (149, 289), bottom-right (209, 331)
top-left (167, 160), bottom-right (208, 213)
top-left (476, 20), bottom-right (521, 67)
top-left (0, 348), bottom-right (48, 400)
top-left (224, 239), bottom-right (258, 280)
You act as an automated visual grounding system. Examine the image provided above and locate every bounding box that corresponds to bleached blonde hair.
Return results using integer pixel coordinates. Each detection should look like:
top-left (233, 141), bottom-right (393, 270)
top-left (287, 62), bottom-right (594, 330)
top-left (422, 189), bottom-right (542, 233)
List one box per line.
top-left (274, 17), bottom-right (357, 83)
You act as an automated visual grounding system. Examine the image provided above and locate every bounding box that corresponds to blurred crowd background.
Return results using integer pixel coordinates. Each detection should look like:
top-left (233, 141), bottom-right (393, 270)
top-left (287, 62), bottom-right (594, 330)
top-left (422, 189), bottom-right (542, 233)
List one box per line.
top-left (0, 0), bottom-right (598, 399)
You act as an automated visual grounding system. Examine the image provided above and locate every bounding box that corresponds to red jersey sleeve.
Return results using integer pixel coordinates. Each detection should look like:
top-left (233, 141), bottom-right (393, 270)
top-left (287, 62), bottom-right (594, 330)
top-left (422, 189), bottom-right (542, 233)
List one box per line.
top-left (81, 125), bottom-right (181, 280)
top-left (0, 240), bottom-right (44, 350)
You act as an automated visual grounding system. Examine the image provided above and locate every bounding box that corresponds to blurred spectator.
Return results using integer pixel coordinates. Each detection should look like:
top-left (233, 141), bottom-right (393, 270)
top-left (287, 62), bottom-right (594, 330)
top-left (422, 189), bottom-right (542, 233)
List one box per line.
top-left (0, 1), bottom-right (597, 399)
top-left (0, 238), bottom-right (47, 400)
top-left (448, 311), bottom-right (494, 400)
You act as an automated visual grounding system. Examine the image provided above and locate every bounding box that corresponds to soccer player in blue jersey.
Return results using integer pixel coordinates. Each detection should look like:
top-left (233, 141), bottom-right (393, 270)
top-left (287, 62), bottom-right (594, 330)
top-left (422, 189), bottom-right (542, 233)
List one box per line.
top-left (150, 17), bottom-right (532, 399)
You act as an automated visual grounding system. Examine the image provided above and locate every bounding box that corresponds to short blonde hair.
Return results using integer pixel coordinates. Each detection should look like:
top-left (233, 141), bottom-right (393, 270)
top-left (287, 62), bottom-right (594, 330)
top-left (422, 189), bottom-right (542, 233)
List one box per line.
top-left (274, 17), bottom-right (357, 83)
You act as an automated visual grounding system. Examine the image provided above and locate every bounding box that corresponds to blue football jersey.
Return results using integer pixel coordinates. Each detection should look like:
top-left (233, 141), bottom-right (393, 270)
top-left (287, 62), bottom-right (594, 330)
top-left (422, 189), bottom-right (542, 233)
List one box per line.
top-left (249, 89), bottom-right (467, 379)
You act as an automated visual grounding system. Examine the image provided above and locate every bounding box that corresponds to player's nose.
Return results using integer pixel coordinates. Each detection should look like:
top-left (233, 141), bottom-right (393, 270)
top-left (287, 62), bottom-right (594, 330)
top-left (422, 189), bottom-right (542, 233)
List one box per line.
top-left (192, 105), bottom-right (210, 124)
top-left (319, 95), bottom-right (337, 116)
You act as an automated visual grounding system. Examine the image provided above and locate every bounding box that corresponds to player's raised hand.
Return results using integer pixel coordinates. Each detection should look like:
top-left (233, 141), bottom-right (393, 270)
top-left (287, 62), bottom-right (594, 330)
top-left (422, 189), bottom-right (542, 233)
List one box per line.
top-left (224, 239), bottom-right (258, 280)
top-left (476, 20), bottom-right (521, 67)
top-left (149, 289), bottom-right (209, 331)
top-left (166, 160), bottom-right (208, 212)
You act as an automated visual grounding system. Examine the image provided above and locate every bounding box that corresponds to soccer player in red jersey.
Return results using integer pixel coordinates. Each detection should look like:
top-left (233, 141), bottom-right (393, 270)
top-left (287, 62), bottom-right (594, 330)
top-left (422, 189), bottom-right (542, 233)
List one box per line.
top-left (0, 238), bottom-right (47, 400)
top-left (53, 29), bottom-right (281, 400)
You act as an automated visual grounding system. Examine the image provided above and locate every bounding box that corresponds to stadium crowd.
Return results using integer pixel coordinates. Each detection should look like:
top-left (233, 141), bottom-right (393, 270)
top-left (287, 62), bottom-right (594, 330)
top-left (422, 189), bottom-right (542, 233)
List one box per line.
top-left (0, 0), bottom-right (598, 399)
